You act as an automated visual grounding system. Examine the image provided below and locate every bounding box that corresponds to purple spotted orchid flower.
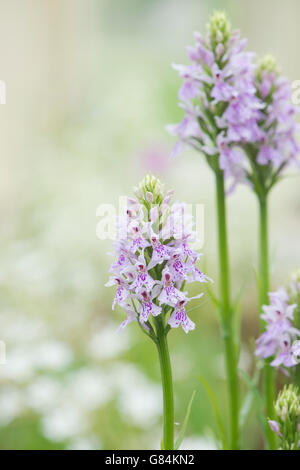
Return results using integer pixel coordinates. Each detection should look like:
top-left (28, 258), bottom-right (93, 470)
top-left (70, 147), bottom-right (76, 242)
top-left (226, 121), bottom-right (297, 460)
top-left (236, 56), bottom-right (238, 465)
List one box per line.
top-left (105, 276), bottom-right (131, 310)
top-left (167, 11), bottom-right (263, 192)
top-left (106, 174), bottom-right (211, 334)
top-left (256, 69), bottom-right (299, 169)
top-left (168, 293), bottom-right (204, 333)
top-left (138, 290), bottom-right (162, 325)
top-left (255, 288), bottom-right (300, 370)
top-left (240, 55), bottom-right (300, 195)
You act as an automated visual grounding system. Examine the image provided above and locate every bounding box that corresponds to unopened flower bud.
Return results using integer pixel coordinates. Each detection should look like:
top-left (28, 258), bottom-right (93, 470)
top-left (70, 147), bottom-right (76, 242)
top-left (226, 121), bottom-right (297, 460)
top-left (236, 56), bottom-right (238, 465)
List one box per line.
top-left (216, 42), bottom-right (225, 58)
top-left (146, 191), bottom-right (153, 204)
top-left (268, 419), bottom-right (282, 437)
top-left (275, 385), bottom-right (300, 418)
top-left (136, 173), bottom-right (165, 206)
top-left (133, 186), bottom-right (142, 199)
top-left (257, 54), bottom-right (278, 79)
top-left (207, 11), bottom-right (231, 50)
top-left (150, 206), bottom-right (159, 223)
top-left (292, 340), bottom-right (300, 364)
top-left (272, 385), bottom-right (300, 450)
top-left (216, 30), bottom-right (223, 43)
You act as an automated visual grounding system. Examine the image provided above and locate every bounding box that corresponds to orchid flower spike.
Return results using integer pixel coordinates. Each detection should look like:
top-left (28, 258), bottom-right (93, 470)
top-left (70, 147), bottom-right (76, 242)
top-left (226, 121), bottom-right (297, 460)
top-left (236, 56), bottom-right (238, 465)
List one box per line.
top-left (242, 55), bottom-right (300, 197)
top-left (167, 10), bottom-right (262, 193)
top-left (106, 174), bottom-right (212, 337)
top-left (255, 287), bottom-right (300, 371)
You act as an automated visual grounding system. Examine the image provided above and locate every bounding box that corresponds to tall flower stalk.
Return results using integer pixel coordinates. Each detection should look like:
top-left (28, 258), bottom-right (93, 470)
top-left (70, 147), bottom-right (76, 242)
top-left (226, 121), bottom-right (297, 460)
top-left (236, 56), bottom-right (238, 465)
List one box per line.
top-left (241, 56), bottom-right (300, 448)
top-left (167, 11), bottom-right (262, 449)
top-left (106, 174), bottom-right (211, 450)
top-left (215, 169), bottom-right (239, 449)
top-left (155, 315), bottom-right (174, 449)
top-left (258, 189), bottom-right (275, 449)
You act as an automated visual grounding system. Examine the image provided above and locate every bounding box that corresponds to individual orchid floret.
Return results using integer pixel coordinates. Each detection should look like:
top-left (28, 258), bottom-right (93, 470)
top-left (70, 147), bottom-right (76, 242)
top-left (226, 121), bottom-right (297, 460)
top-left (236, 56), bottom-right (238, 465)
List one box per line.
top-left (255, 287), bottom-right (300, 370)
top-left (167, 11), bottom-right (262, 192)
top-left (288, 271), bottom-right (300, 372)
top-left (292, 340), bottom-right (300, 365)
top-left (269, 385), bottom-right (300, 450)
top-left (106, 174), bottom-right (212, 334)
top-left (168, 294), bottom-right (204, 334)
top-left (157, 267), bottom-right (187, 307)
top-left (242, 55), bottom-right (300, 196)
top-left (138, 290), bottom-right (162, 325)
top-left (147, 231), bottom-right (171, 269)
top-left (105, 276), bottom-right (131, 310)
top-left (168, 299), bottom-right (196, 334)
top-left (288, 270), bottom-right (300, 331)
top-left (118, 303), bottom-right (137, 331)
top-left (129, 254), bottom-right (157, 292)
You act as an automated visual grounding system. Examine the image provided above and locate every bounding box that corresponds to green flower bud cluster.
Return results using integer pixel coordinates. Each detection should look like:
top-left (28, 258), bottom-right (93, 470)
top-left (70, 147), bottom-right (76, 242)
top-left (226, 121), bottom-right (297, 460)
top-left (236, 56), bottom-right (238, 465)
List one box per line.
top-left (274, 385), bottom-right (300, 450)
top-left (257, 54), bottom-right (278, 77)
top-left (255, 55), bottom-right (278, 103)
top-left (207, 11), bottom-right (231, 51)
top-left (134, 173), bottom-right (165, 207)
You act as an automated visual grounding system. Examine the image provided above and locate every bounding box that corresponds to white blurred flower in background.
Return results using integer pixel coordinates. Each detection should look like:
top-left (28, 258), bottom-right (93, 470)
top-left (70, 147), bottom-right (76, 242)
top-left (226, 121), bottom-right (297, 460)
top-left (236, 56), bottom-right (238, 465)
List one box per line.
top-left (33, 341), bottom-right (73, 371)
top-left (42, 404), bottom-right (87, 442)
top-left (0, 387), bottom-right (24, 426)
top-left (87, 323), bottom-right (132, 360)
top-left (181, 434), bottom-right (218, 450)
top-left (67, 435), bottom-right (102, 450)
top-left (111, 364), bottom-right (162, 428)
top-left (27, 376), bottom-right (63, 413)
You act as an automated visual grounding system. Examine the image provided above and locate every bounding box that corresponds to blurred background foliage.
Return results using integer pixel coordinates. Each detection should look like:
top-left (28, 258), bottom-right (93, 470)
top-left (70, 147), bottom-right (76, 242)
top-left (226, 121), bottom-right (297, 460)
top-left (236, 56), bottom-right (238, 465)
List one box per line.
top-left (0, 0), bottom-right (299, 450)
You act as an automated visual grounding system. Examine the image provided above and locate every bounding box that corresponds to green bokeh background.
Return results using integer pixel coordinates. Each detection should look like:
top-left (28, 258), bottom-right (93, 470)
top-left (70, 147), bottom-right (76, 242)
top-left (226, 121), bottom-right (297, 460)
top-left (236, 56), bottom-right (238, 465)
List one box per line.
top-left (0, 0), bottom-right (299, 450)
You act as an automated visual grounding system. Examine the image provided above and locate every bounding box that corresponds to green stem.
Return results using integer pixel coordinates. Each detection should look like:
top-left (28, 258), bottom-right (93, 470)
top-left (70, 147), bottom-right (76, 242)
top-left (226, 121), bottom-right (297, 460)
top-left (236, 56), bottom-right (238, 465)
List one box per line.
top-left (258, 197), bottom-right (269, 308)
top-left (258, 195), bottom-right (277, 450)
top-left (215, 170), bottom-right (239, 450)
top-left (156, 317), bottom-right (174, 450)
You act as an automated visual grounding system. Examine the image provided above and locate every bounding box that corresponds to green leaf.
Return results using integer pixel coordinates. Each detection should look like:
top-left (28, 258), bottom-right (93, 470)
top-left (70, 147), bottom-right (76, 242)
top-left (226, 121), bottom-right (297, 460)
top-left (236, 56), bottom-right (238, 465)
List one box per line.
top-left (197, 375), bottom-right (227, 450)
top-left (238, 368), bottom-right (267, 432)
top-left (232, 273), bottom-right (249, 314)
top-left (239, 390), bottom-right (254, 429)
top-left (232, 301), bottom-right (242, 354)
top-left (239, 369), bottom-right (262, 405)
top-left (174, 390), bottom-right (196, 450)
top-left (239, 353), bottom-right (261, 428)
top-left (252, 266), bottom-right (261, 293)
top-left (205, 283), bottom-right (219, 309)
top-left (231, 275), bottom-right (249, 356)
top-left (160, 437), bottom-right (164, 450)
